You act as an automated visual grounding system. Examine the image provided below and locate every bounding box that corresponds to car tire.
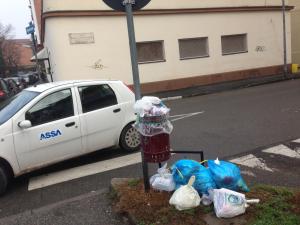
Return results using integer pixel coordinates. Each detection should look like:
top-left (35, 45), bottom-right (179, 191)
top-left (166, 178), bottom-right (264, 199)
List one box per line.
top-left (0, 164), bottom-right (8, 196)
top-left (120, 123), bottom-right (140, 152)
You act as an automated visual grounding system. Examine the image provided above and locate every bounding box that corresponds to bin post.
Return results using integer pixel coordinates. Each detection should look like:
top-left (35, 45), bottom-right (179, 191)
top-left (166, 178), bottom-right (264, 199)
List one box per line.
top-left (124, 0), bottom-right (150, 192)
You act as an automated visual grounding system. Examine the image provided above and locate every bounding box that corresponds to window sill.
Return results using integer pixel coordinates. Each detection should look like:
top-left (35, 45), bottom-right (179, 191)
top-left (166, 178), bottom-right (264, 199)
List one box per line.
top-left (180, 55), bottom-right (210, 60)
top-left (222, 51), bottom-right (248, 56)
top-left (138, 60), bottom-right (166, 65)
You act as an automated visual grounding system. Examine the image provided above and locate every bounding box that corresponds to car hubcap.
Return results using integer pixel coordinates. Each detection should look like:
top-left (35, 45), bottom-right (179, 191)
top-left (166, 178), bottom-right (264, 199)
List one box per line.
top-left (125, 127), bottom-right (140, 149)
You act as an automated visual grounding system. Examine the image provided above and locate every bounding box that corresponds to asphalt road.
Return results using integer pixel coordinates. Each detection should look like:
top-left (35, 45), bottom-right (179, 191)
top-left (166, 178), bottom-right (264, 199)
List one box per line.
top-left (168, 78), bottom-right (300, 158)
top-left (1, 79), bottom-right (300, 224)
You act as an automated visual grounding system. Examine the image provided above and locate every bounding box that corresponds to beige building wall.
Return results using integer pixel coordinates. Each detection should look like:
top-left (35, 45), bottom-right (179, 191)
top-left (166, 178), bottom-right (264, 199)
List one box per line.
top-left (290, 0), bottom-right (300, 65)
top-left (44, 10), bottom-right (291, 85)
top-left (43, 0), bottom-right (284, 12)
top-left (41, 0), bottom-right (293, 92)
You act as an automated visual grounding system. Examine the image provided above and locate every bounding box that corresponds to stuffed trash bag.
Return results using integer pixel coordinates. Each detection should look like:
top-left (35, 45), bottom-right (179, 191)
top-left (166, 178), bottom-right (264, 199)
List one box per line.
top-left (134, 96), bottom-right (173, 137)
top-left (150, 163), bottom-right (175, 192)
top-left (171, 159), bottom-right (216, 195)
top-left (208, 158), bottom-right (249, 192)
top-left (212, 188), bottom-right (259, 218)
top-left (169, 176), bottom-right (201, 211)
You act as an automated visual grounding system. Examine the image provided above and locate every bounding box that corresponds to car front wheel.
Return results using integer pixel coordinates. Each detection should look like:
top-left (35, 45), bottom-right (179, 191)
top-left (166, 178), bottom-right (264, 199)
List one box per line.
top-left (0, 164), bottom-right (9, 196)
top-left (120, 124), bottom-right (140, 152)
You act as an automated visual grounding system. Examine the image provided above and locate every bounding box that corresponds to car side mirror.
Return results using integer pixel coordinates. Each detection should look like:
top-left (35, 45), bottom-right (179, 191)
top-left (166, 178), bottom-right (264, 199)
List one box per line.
top-left (18, 120), bottom-right (32, 129)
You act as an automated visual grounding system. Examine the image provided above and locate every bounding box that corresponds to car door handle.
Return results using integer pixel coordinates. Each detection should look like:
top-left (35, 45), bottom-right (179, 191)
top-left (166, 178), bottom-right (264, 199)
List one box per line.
top-left (113, 108), bottom-right (121, 113)
top-left (65, 122), bottom-right (76, 127)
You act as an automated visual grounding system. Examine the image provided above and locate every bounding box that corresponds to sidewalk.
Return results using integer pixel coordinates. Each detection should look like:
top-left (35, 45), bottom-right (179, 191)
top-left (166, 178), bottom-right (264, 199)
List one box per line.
top-left (0, 189), bottom-right (130, 225)
top-left (153, 73), bottom-right (300, 99)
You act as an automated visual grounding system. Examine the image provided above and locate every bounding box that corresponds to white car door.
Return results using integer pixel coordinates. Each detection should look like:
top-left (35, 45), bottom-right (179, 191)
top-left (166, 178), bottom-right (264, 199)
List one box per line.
top-left (76, 83), bottom-right (123, 152)
top-left (13, 87), bottom-right (83, 171)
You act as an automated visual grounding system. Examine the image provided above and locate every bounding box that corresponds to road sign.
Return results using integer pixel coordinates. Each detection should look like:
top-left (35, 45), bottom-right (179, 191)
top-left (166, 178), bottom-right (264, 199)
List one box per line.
top-left (26, 24), bottom-right (35, 35)
top-left (103, 0), bottom-right (151, 12)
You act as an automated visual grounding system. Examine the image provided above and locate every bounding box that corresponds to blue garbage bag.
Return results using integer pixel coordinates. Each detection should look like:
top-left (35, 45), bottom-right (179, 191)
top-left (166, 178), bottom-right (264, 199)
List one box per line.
top-left (208, 159), bottom-right (250, 192)
top-left (171, 159), bottom-right (216, 194)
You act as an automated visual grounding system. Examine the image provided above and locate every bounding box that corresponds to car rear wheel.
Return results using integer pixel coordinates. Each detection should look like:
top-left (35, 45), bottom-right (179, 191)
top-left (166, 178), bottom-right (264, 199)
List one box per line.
top-left (120, 124), bottom-right (140, 152)
top-left (0, 164), bottom-right (9, 196)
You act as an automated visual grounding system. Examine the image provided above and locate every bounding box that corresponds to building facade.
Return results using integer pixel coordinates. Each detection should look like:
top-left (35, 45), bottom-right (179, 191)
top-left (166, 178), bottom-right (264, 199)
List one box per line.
top-left (290, 0), bottom-right (300, 66)
top-left (33, 0), bottom-right (293, 93)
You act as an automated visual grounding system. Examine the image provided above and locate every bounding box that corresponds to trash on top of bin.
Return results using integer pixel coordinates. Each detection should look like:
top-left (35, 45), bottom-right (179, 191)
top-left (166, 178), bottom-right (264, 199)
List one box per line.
top-left (150, 163), bottom-right (175, 192)
top-left (171, 159), bottom-right (216, 195)
top-left (169, 176), bottom-right (201, 211)
top-left (213, 188), bottom-right (260, 218)
top-left (208, 158), bottom-right (250, 192)
top-left (134, 96), bottom-right (173, 136)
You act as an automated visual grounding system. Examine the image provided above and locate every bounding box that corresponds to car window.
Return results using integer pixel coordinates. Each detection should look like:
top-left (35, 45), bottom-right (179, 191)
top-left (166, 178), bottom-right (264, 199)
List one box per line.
top-left (0, 80), bottom-right (8, 92)
top-left (78, 84), bottom-right (117, 113)
top-left (26, 89), bottom-right (74, 126)
top-left (0, 90), bottom-right (40, 126)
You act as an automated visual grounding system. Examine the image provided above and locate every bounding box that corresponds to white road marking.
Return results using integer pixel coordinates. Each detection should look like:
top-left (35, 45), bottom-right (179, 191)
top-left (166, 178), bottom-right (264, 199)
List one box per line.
top-left (292, 138), bottom-right (300, 144)
top-left (230, 154), bottom-right (273, 172)
top-left (262, 144), bottom-right (300, 159)
top-left (170, 112), bottom-right (204, 122)
top-left (241, 170), bottom-right (256, 177)
top-left (28, 152), bottom-right (142, 191)
top-left (161, 96), bottom-right (183, 101)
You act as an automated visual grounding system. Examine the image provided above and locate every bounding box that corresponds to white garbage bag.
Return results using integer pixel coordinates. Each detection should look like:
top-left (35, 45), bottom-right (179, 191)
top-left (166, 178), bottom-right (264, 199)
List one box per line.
top-left (201, 189), bottom-right (214, 206)
top-left (169, 176), bottom-right (201, 211)
top-left (150, 164), bottom-right (175, 192)
top-left (213, 188), bottom-right (260, 218)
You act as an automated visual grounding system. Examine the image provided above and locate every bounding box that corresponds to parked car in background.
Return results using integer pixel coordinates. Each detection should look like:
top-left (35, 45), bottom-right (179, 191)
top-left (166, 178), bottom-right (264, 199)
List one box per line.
top-left (10, 77), bottom-right (22, 87)
top-left (4, 78), bottom-right (20, 95)
top-left (0, 80), bottom-right (139, 195)
top-left (18, 72), bottom-right (39, 86)
top-left (0, 79), bottom-right (13, 102)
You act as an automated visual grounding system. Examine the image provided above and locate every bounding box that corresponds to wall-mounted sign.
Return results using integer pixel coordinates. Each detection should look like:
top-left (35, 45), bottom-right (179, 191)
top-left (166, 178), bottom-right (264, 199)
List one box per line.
top-left (69, 33), bottom-right (95, 45)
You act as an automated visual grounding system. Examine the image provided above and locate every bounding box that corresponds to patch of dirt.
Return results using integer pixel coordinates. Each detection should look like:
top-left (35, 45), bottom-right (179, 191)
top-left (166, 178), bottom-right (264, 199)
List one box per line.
top-left (114, 180), bottom-right (207, 225)
top-left (112, 180), bottom-right (300, 225)
top-left (290, 191), bottom-right (300, 215)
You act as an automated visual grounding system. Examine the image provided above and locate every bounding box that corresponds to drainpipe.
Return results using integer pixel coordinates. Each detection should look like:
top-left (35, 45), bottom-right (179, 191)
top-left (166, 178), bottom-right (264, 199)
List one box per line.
top-left (282, 0), bottom-right (288, 78)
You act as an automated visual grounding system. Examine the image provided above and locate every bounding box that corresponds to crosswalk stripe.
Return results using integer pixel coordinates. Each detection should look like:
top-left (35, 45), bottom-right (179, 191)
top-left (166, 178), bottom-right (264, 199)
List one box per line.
top-left (292, 138), bottom-right (300, 144)
top-left (262, 144), bottom-right (300, 159)
top-left (28, 152), bottom-right (142, 191)
top-left (230, 154), bottom-right (273, 172)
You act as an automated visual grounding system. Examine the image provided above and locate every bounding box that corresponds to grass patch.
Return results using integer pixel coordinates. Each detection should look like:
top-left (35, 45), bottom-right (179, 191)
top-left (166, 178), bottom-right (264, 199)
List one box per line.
top-left (127, 179), bottom-right (140, 187)
top-left (248, 185), bottom-right (300, 225)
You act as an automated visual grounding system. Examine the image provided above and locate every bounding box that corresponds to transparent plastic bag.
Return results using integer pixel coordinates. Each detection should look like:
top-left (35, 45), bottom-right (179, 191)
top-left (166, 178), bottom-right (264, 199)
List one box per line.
top-left (208, 158), bottom-right (249, 192)
top-left (169, 176), bottom-right (201, 211)
top-left (213, 188), bottom-right (259, 218)
top-left (134, 96), bottom-right (173, 136)
top-left (150, 164), bottom-right (175, 192)
top-left (171, 159), bottom-right (216, 194)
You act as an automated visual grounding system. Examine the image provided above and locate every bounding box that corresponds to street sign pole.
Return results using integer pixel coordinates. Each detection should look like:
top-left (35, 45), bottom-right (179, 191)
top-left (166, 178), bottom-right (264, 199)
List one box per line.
top-left (123, 0), bottom-right (150, 192)
top-left (124, 1), bottom-right (142, 100)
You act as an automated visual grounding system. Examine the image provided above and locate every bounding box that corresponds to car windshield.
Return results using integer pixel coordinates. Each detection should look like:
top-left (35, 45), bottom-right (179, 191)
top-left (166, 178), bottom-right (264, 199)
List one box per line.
top-left (0, 90), bottom-right (40, 126)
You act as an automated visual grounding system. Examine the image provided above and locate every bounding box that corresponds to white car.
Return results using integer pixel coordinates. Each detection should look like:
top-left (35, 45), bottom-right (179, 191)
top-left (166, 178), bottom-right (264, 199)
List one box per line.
top-left (0, 80), bottom-right (140, 194)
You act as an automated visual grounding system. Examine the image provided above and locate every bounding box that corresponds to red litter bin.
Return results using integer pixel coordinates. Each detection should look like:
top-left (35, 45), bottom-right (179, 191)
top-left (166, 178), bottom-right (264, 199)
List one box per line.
top-left (139, 115), bottom-right (171, 163)
top-left (141, 134), bottom-right (171, 163)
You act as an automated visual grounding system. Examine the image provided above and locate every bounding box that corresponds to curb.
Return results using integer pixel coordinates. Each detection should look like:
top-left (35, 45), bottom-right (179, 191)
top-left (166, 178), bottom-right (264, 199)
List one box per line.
top-left (152, 74), bottom-right (300, 100)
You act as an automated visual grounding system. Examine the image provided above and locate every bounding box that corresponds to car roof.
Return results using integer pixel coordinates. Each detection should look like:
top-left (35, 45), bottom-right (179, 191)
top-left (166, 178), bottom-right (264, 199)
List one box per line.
top-left (26, 80), bottom-right (120, 93)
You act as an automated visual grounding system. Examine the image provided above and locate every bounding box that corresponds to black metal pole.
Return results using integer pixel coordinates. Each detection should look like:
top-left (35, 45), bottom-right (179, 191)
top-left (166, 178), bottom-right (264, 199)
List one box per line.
top-left (282, 0), bottom-right (288, 78)
top-left (31, 32), bottom-right (41, 79)
top-left (123, 0), bottom-right (150, 192)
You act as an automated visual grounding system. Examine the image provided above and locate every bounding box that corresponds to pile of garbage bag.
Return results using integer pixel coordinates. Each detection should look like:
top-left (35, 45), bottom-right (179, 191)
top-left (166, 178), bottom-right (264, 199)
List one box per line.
top-left (149, 159), bottom-right (259, 218)
top-left (134, 96), bottom-right (173, 136)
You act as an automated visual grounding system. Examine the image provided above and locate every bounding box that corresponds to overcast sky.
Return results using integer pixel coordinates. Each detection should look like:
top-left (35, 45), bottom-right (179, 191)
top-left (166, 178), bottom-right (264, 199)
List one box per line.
top-left (0, 0), bottom-right (32, 39)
